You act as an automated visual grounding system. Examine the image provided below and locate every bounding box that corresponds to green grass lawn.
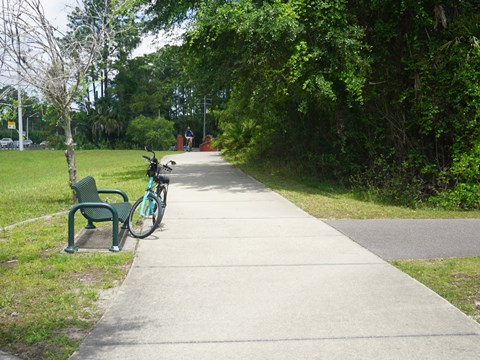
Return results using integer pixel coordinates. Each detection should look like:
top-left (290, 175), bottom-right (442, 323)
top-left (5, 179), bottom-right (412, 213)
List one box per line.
top-left (0, 149), bottom-right (164, 228)
top-left (391, 258), bottom-right (480, 323)
top-left (1, 217), bottom-right (134, 360)
top-left (0, 149), bottom-right (175, 360)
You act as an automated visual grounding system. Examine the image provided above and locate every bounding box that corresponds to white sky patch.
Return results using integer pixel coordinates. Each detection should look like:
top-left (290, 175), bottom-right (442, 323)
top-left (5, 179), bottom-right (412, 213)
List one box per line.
top-left (131, 29), bottom-right (183, 58)
top-left (39, 0), bottom-right (77, 32)
top-left (39, 0), bottom-right (182, 58)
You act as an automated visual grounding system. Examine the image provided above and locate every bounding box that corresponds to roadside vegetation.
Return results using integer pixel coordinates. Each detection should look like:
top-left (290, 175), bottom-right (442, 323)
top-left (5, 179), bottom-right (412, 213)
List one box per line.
top-left (3, 2), bottom-right (480, 213)
top-left (0, 150), bottom-right (174, 360)
top-left (235, 157), bottom-right (480, 220)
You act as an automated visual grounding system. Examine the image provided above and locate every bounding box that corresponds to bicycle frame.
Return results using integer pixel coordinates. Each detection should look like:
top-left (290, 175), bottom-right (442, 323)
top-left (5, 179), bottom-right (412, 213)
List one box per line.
top-left (139, 177), bottom-right (168, 215)
top-left (139, 177), bottom-right (158, 217)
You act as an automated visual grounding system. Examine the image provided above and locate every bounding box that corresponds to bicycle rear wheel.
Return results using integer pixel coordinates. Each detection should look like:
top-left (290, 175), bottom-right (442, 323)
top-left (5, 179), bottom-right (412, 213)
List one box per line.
top-left (128, 193), bottom-right (162, 238)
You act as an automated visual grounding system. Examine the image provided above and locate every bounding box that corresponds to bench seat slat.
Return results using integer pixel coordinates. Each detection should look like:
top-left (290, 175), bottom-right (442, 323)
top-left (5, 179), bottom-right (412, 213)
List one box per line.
top-left (82, 202), bottom-right (131, 222)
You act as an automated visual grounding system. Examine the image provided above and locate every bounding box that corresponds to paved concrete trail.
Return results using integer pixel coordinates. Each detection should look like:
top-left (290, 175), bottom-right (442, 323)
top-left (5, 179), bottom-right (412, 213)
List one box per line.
top-left (70, 152), bottom-right (480, 360)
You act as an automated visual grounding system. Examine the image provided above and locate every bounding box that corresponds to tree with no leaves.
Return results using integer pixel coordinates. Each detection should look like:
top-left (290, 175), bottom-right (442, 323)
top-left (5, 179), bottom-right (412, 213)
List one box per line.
top-left (0, 0), bottom-right (123, 189)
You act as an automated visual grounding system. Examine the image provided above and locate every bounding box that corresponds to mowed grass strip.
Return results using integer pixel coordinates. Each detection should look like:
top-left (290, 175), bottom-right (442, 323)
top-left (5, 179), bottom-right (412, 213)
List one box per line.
top-left (237, 159), bottom-right (480, 219)
top-left (391, 258), bottom-right (480, 323)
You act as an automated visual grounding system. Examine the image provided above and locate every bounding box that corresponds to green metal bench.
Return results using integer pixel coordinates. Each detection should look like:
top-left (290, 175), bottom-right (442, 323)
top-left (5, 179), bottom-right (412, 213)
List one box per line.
top-left (65, 176), bottom-right (132, 253)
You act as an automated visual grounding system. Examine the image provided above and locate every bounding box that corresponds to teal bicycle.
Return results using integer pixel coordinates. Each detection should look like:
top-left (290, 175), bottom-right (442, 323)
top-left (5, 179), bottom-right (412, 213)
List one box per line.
top-left (127, 147), bottom-right (176, 238)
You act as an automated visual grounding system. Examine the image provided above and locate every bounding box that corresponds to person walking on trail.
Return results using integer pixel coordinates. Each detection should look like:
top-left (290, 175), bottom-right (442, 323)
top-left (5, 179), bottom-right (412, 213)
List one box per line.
top-left (185, 126), bottom-right (194, 151)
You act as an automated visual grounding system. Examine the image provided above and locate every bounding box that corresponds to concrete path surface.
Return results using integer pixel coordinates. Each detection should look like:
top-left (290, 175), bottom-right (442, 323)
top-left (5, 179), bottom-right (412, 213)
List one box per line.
top-left (69, 152), bottom-right (480, 359)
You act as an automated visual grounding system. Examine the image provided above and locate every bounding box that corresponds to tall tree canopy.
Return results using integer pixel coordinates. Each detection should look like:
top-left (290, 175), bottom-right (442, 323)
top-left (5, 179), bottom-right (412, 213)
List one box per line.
top-left (139, 0), bottom-right (480, 208)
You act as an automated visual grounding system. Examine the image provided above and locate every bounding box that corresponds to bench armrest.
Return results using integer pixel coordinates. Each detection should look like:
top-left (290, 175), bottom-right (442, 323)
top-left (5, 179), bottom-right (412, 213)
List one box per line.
top-left (97, 188), bottom-right (129, 202)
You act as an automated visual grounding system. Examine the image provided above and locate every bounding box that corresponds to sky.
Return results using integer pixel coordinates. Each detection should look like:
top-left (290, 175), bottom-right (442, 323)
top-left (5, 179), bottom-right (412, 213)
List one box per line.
top-left (38, 0), bottom-right (172, 57)
top-left (39, 0), bottom-right (76, 31)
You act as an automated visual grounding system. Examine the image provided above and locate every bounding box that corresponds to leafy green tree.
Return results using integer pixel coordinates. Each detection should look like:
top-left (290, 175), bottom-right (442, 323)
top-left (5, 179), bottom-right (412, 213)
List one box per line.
top-left (114, 48), bottom-right (181, 120)
top-left (113, 45), bottom-right (210, 140)
top-left (136, 0), bottom-right (480, 207)
top-left (88, 96), bottom-right (127, 146)
top-left (350, 1), bottom-right (480, 205)
top-left (126, 115), bottom-right (176, 149)
top-left (183, 0), bottom-right (369, 167)
top-left (67, 0), bottom-right (141, 101)
top-left (142, 0), bottom-right (198, 29)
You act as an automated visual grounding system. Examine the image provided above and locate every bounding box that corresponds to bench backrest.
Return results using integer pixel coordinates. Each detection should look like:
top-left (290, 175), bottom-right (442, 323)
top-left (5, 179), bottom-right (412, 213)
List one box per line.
top-left (72, 176), bottom-right (102, 203)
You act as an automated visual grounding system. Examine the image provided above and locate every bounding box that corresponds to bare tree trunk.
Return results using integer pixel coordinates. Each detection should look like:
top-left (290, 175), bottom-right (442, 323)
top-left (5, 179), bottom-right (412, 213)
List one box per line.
top-left (65, 145), bottom-right (77, 199)
top-left (63, 116), bottom-right (77, 187)
top-left (62, 111), bottom-right (77, 202)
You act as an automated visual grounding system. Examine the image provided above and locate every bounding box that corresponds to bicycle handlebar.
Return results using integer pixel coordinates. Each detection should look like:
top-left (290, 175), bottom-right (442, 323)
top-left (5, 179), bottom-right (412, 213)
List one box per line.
top-left (141, 149), bottom-right (176, 174)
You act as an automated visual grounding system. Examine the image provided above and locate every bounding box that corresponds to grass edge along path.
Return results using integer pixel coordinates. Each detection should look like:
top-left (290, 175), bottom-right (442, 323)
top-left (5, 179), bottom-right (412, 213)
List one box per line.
top-left (0, 215), bottom-right (134, 360)
top-left (391, 257), bottom-right (480, 324)
top-left (234, 158), bottom-right (480, 325)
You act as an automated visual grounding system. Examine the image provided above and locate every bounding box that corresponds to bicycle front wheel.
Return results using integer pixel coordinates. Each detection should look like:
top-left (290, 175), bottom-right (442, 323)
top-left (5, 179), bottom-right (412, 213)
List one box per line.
top-left (156, 186), bottom-right (167, 225)
top-left (128, 193), bottom-right (162, 238)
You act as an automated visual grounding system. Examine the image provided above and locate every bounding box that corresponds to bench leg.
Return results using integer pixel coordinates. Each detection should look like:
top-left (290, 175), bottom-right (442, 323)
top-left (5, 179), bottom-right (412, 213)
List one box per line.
top-left (85, 220), bottom-right (96, 229)
top-left (109, 214), bottom-right (121, 252)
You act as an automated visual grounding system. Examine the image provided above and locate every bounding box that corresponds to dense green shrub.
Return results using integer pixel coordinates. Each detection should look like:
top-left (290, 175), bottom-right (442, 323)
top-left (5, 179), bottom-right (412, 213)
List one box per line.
top-left (126, 116), bottom-right (176, 150)
top-left (429, 184), bottom-right (480, 210)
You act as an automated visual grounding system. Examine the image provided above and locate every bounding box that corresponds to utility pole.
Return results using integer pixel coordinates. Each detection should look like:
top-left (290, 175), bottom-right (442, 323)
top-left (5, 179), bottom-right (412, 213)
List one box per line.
top-left (203, 96), bottom-right (206, 140)
top-left (15, 20), bottom-right (23, 151)
top-left (202, 96), bottom-right (211, 140)
top-left (17, 85), bottom-right (23, 150)
top-left (27, 112), bottom-right (39, 140)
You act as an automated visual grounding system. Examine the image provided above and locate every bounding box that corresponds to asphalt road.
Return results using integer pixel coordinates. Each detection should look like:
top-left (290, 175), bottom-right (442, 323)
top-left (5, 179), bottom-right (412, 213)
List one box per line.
top-left (325, 219), bottom-right (480, 260)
